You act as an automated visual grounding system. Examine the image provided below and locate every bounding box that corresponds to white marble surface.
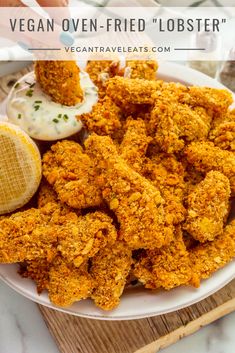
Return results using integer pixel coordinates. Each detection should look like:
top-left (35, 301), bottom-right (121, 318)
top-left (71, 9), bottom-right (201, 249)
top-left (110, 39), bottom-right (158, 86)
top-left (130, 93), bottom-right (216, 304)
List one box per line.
top-left (1, 281), bottom-right (235, 353)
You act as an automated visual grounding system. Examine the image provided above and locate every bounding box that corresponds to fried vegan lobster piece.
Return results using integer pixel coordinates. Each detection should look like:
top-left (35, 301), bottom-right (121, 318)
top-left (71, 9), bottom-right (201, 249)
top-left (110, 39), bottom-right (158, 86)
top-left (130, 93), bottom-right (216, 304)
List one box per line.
top-left (37, 178), bottom-right (58, 208)
top-left (19, 258), bottom-right (51, 294)
top-left (0, 203), bottom-right (66, 263)
top-left (184, 171), bottom-right (231, 243)
top-left (0, 203), bottom-right (116, 267)
top-left (179, 86), bottom-right (233, 116)
top-left (189, 220), bottom-right (235, 281)
top-left (209, 109), bottom-right (235, 152)
top-left (48, 257), bottom-right (93, 307)
top-left (37, 177), bottom-right (79, 217)
top-left (185, 141), bottom-right (235, 195)
top-left (143, 153), bottom-right (186, 225)
top-left (86, 59), bottom-right (120, 98)
top-left (42, 140), bottom-right (102, 209)
top-left (35, 61), bottom-right (83, 106)
top-left (80, 96), bottom-right (122, 136)
top-left (106, 76), bottom-right (161, 106)
top-left (57, 211), bottom-right (117, 267)
top-left (120, 118), bottom-right (151, 174)
top-left (91, 241), bottom-right (132, 310)
top-left (85, 134), bottom-right (174, 250)
top-left (124, 59), bottom-right (158, 80)
top-left (134, 227), bottom-right (195, 290)
top-left (150, 99), bottom-right (210, 154)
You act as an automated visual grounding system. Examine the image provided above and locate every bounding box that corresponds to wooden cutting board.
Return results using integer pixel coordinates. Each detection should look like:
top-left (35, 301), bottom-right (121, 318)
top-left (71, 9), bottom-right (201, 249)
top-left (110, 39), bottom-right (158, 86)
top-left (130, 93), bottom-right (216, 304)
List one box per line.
top-left (1, 65), bottom-right (235, 353)
top-left (39, 281), bottom-right (235, 353)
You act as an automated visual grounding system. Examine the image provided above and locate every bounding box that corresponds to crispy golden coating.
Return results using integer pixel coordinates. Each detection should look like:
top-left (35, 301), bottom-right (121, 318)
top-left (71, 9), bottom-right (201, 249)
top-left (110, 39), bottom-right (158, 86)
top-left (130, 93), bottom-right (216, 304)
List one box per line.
top-left (209, 109), bottom-right (235, 151)
top-left (0, 203), bottom-right (116, 267)
top-left (209, 121), bottom-right (235, 152)
top-left (35, 61), bottom-right (83, 106)
top-left (134, 227), bottom-right (195, 290)
top-left (57, 211), bottom-right (117, 267)
top-left (106, 76), bottom-right (161, 107)
top-left (179, 86), bottom-right (233, 116)
top-left (184, 171), bottom-right (231, 243)
top-left (85, 134), bottom-right (174, 250)
top-left (86, 59), bottom-right (120, 98)
top-left (185, 141), bottom-right (235, 195)
top-left (183, 162), bottom-right (205, 197)
top-left (91, 241), bottom-right (132, 310)
top-left (48, 257), bottom-right (93, 307)
top-left (125, 59), bottom-right (158, 80)
top-left (37, 178), bottom-right (77, 213)
top-left (150, 99), bottom-right (210, 153)
top-left (143, 153), bottom-right (186, 225)
top-left (189, 220), bottom-right (235, 281)
top-left (120, 118), bottom-right (151, 173)
top-left (80, 96), bottom-right (122, 136)
top-left (19, 259), bottom-right (50, 294)
top-left (37, 178), bottom-right (58, 208)
top-left (0, 204), bottom-right (66, 263)
top-left (42, 140), bottom-right (102, 209)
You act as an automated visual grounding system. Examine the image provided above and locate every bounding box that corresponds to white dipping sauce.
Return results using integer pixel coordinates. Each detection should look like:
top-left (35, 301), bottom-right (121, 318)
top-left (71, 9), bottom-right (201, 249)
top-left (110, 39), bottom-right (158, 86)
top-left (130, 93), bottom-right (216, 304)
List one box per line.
top-left (6, 70), bottom-right (98, 141)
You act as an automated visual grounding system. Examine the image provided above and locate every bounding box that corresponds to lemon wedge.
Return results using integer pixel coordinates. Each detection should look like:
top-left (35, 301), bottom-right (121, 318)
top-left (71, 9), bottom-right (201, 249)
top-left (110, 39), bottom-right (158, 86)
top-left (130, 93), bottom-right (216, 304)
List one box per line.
top-left (0, 122), bottom-right (42, 215)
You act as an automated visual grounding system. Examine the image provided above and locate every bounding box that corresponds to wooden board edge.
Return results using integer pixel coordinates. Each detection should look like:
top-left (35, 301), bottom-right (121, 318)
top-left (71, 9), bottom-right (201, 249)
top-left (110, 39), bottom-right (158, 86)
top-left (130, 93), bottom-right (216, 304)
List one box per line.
top-left (134, 297), bottom-right (235, 353)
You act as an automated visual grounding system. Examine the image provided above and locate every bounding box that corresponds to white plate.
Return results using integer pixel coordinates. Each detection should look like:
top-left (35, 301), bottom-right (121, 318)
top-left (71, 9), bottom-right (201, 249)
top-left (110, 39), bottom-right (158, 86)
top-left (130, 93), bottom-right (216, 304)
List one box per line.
top-left (1, 62), bottom-right (235, 320)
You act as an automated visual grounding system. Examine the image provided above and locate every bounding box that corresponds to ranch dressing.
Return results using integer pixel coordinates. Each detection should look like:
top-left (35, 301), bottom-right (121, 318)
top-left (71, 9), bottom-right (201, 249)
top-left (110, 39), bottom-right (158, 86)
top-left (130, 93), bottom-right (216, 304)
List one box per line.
top-left (6, 71), bottom-right (98, 141)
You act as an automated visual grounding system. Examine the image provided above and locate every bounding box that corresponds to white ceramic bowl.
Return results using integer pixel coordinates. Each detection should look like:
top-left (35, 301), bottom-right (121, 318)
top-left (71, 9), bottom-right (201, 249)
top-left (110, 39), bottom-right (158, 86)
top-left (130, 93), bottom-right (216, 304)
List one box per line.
top-left (1, 62), bottom-right (235, 320)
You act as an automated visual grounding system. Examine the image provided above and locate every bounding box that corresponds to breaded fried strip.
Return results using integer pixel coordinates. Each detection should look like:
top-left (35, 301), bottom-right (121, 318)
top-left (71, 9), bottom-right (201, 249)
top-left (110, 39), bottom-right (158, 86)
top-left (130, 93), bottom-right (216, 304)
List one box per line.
top-left (48, 257), bottom-right (93, 307)
top-left (37, 178), bottom-right (58, 208)
top-left (125, 59), bottom-right (158, 80)
top-left (37, 178), bottom-right (81, 219)
top-left (80, 96), bottom-right (122, 136)
top-left (212, 108), bottom-right (235, 128)
top-left (120, 118), bottom-right (151, 173)
top-left (209, 109), bottom-right (235, 150)
top-left (91, 241), bottom-right (132, 310)
top-left (189, 220), bottom-right (235, 281)
top-left (86, 59), bottom-right (120, 98)
top-left (0, 204), bottom-right (64, 263)
top-left (35, 61), bottom-right (83, 106)
top-left (0, 205), bottom-right (116, 267)
top-left (143, 153), bottom-right (186, 225)
top-left (42, 140), bottom-right (102, 209)
top-left (209, 121), bottom-right (235, 151)
top-left (179, 86), bottom-right (233, 115)
top-left (184, 171), bottom-right (230, 242)
top-left (85, 134), bottom-right (174, 250)
top-left (106, 77), bottom-right (161, 106)
top-left (185, 142), bottom-right (235, 195)
top-left (134, 227), bottom-right (195, 290)
top-left (57, 211), bottom-right (117, 267)
top-left (150, 99), bottom-right (210, 153)
top-left (19, 258), bottom-right (50, 294)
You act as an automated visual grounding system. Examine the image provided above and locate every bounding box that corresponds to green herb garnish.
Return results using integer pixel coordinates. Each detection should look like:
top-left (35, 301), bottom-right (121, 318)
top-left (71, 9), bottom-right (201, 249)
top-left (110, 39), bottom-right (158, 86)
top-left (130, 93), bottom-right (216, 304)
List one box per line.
top-left (25, 81), bottom-right (35, 89)
top-left (63, 114), bottom-right (69, 122)
top-left (33, 100), bottom-right (42, 111)
top-left (26, 89), bottom-right (33, 97)
top-left (58, 114), bottom-right (62, 119)
top-left (17, 113), bottom-right (22, 119)
top-left (53, 118), bottom-right (59, 123)
top-left (14, 82), bottom-right (20, 89)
